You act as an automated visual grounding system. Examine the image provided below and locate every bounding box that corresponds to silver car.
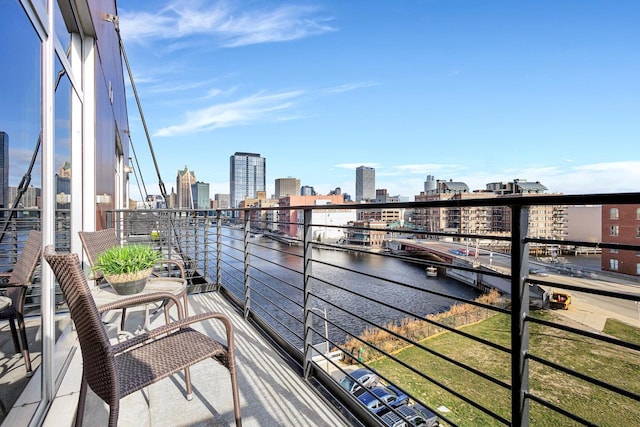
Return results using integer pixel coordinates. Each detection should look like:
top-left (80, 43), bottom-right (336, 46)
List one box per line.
top-left (339, 368), bottom-right (379, 393)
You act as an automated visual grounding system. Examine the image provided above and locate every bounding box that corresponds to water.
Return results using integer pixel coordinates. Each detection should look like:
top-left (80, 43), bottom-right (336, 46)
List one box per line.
top-left (216, 230), bottom-right (481, 348)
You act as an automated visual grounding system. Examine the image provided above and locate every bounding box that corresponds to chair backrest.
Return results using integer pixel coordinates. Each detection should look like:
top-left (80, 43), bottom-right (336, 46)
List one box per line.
top-left (7, 230), bottom-right (42, 285)
top-left (78, 228), bottom-right (120, 269)
top-left (4, 230), bottom-right (42, 311)
top-left (43, 245), bottom-right (118, 404)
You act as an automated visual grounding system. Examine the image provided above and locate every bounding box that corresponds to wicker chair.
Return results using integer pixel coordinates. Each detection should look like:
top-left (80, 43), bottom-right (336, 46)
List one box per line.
top-left (79, 228), bottom-right (186, 328)
top-left (0, 230), bottom-right (42, 377)
top-left (44, 246), bottom-right (241, 427)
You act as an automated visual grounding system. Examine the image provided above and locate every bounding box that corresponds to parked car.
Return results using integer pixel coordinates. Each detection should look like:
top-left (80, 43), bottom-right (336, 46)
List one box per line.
top-left (339, 368), bottom-right (379, 393)
top-left (357, 385), bottom-right (409, 415)
top-left (380, 403), bottom-right (440, 427)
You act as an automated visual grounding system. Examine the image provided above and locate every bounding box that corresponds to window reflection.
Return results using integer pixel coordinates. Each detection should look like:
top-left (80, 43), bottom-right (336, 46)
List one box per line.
top-left (0, 1), bottom-right (42, 422)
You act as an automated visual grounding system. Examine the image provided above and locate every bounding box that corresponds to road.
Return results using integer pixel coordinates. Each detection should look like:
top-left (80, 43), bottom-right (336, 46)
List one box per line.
top-left (395, 239), bottom-right (640, 331)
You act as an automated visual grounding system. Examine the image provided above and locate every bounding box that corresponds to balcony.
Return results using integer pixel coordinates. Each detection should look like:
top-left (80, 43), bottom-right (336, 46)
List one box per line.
top-left (1, 193), bottom-right (640, 426)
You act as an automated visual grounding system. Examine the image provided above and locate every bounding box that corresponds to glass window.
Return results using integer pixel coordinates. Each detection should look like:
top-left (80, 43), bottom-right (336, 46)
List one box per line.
top-left (637, 263), bottom-right (640, 275)
top-left (611, 248), bottom-right (619, 254)
top-left (609, 207), bottom-right (619, 219)
top-left (0, 1), bottom-right (42, 420)
top-left (637, 207), bottom-right (640, 220)
top-left (610, 225), bottom-right (619, 236)
top-left (637, 227), bottom-right (640, 238)
top-left (609, 259), bottom-right (619, 270)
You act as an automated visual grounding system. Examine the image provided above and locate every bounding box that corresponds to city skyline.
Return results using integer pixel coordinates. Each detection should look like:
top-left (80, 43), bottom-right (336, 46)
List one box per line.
top-left (3, 1), bottom-right (640, 200)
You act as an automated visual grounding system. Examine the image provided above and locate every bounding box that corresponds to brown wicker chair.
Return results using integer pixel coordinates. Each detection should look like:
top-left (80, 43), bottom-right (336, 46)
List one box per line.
top-left (44, 246), bottom-right (241, 427)
top-left (0, 230), bottom-right (42, 377)
top-left (79, 228), bottom-right (186, 328)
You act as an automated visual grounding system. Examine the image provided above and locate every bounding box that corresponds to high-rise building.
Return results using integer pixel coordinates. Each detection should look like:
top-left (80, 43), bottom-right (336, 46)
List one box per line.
top-left (176, 166), bottom-right (196, 209)
top-left (300, 185), bottom-right (316, 196)
top-left (0, 132), bottom-right (8, 209)
top-left (230, 152), bottom-right (266, 212)
top-left (275, 177), bottom-right (300, 199)
top-left (191, 181), bottom-right (210, 210)
top-left (215, 193), bottom-right (230, 210)
top-left (355, 166), bottom-right (375, 202)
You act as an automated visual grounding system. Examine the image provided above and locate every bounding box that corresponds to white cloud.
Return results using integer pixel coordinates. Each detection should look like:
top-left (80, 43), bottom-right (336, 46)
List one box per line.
top-left (326, 81), bottom-right (379, 93)
top-left (154, 90), bottom-right (303, 136)
top-left (120, 2), bottom-right (336, 48)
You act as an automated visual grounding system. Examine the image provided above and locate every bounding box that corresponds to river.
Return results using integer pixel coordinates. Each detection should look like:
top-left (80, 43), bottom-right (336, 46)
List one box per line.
top-left (216, 230), bottom-right (481, 349)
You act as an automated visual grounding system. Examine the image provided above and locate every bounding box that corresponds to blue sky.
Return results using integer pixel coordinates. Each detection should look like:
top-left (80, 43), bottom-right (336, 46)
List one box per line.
top-left (117, 0), bottom-right (640, 200)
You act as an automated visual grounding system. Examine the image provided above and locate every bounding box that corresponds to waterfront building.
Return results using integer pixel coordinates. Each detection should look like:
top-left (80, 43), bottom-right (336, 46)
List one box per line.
top-left (191, 181), bottom-right (210, 210)
top-left (230, 152), bottom-right (266, 213)
top-left (215, 193), bottom-right (231, 210)
top-left (278, 194), bottom-right (346, 237)
top-left (0, 131), bottom-right (8, 210)
top-left (176, 166), bottom-right (196, 209)
top-left (358, 204), bottom-right (405, 226)
top-left (345, 220), bottom-right (387, 248)
top-left (413, 178), bottom-right (566, 249)
top-left (601, 204), bottom-right (640, 276)
top-left (413, 179), bottom-right (470, 233)
top-left (355, 166), bottom-right (375, 202)
top-left (275, 177), bottom-right (300, 199)
top-left (8, 186), bottom-right (40, 209)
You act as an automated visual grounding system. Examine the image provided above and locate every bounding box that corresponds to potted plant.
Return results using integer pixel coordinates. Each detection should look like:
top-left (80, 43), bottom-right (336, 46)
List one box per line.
top-left (93, 244), bottom-right (161, 295)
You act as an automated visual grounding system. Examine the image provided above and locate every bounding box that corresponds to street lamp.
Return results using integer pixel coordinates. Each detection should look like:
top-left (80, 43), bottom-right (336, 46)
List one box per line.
top-left (310, 307), bottom-right (329, 370)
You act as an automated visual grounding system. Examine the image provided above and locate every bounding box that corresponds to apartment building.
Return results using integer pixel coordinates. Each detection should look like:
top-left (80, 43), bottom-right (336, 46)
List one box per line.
top-left (601, 204), bottom-right (640, 276)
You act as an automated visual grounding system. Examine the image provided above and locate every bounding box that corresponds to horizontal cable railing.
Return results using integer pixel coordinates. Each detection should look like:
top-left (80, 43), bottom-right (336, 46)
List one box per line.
top-left (105, 196), bottom-right (640, 427)
top-left (2, 192), bottom-right (639, 426)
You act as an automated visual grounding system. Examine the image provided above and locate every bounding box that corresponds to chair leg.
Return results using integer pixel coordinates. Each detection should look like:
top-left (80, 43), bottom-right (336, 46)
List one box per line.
top-left (8, 317), bottom-right (21, 354)
top-left (17, 315), bottom-right (33, 376)
top-left (75, 374), bottom-right (88, 427)
top-left (120, 307), bottom-right (127, 330)
top-left (108, 401), bottom-right (120, 427)
top-left (230, 365), bottom-right (242, 427)
top-left (184, 367), bottom-right (193, 400)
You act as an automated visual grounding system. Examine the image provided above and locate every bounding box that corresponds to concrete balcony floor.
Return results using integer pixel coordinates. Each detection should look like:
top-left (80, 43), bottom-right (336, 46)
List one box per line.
top-left (7, 292), bottom-right (351, 426)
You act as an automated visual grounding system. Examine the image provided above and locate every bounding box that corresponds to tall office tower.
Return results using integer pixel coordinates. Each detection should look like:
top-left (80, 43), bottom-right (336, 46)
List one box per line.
top-left (0, 132), bottom-right (8, 209)
top-left (230, 152), bottom-right (266, 211)
top-left (355, 166), bottom-right (375, 202)
top-left (275, 177), bottom-right (300, 199)
top-left (191, 181), bottom-right (210, 210)
top-left (176, 165), bottom-right (196, 209)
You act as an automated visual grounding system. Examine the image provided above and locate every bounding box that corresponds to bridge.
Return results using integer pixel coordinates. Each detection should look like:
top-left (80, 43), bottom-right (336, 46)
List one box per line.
top-left (388, 239), bottom-right (545, 300)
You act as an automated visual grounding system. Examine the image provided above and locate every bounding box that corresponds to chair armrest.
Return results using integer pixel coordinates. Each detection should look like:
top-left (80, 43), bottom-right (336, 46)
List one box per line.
top-left (112, 311), bottom-right (235, 355)
top-left (153, 259), bottom-right (185, 279)
top-left (97, 292), bottom-right (182, 314)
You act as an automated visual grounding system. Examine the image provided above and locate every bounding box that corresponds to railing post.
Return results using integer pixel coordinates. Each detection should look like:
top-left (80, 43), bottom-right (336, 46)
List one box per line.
top-left (243, 209), bottom-right (251, 319)
top-left (511, 205), bottom-right (530, 427)
top-left (216, 212), bottom-right (222, 290)
top-left (303, 208), bottom-right (313, 379)
top-left (203, 211), bottom-right (209, 283)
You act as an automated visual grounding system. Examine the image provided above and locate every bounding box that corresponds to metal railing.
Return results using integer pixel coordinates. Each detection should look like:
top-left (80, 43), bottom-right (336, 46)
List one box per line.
top-left (3, 193), bottom-right (640, 426)
top-left (103, 193), bottom-right (640, 426)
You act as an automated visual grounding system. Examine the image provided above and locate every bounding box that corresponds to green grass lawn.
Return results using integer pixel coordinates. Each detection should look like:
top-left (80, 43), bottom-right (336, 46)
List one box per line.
top-left (370, 311), bottom-right (640, 426)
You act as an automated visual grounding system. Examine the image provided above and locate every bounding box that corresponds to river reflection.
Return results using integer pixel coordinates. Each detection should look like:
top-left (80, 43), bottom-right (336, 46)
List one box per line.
top-left (217, 230), bottom-right (481, 349)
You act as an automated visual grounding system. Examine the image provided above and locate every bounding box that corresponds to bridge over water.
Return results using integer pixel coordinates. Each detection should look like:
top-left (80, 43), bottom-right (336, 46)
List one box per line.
top-left (388, 238), bottom-right (545, 300)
